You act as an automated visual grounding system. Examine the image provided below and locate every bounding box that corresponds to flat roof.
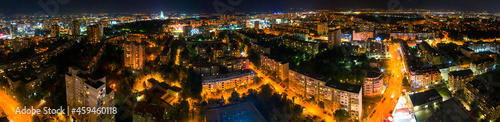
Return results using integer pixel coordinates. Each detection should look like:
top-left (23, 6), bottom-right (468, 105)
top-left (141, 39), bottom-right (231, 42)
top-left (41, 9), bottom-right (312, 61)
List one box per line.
top-left (448, 69), bottom-right (473, 77)
top-left (416, 99), bottom-right (475, 122)
top-left (327, 82), bottom-right (362, 93)
top-left (409, 89), bottom-right (442, 106)
top-left (472, 58), bottom-right (494, 65)
top-left (85, 79), bottom-right (105, 89)
top-left (366, 70), bottom-right (382, 78)
top-left (205, 101), bottom-right (266, 122)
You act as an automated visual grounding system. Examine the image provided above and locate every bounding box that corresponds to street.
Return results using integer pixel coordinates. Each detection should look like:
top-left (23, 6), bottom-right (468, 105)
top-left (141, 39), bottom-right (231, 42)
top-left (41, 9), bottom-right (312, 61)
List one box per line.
top-left (0, 90), bottom-right (33, 122)
top-left (250, 64), bottom-right (335, 122)
top-left (368, 43), bottom-right (405, 122)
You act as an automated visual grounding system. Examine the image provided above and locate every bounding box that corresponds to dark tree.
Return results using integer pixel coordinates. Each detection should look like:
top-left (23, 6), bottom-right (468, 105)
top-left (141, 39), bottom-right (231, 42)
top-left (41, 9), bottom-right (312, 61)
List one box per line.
top-left (228, 91), bottom-right (240, 102)
top-left (334, 109), bottom-right (351, 122)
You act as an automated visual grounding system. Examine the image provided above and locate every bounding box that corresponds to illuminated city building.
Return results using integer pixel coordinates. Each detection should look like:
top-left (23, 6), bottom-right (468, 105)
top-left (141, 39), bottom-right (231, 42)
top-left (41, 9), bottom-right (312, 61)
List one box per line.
top-left (447, 69), bottom-right (473, 94)
top-left (400, 41), bottom-right (441, 90)
top-left (261, 54), bottom-right (289, 81)
top-left (464, 79), bottom-right (500, 121)
top-left (465, 41), bottom-right (499, 53)
top-left (470, 58), bottom-right (495, 75)
top-left (288, 69), bottom-right (363, 120)
top-left (364, 70), bottom-right (383, 96)
top-left (437, 64), bottom-right (459, 81)
top-left (202, 69), bottom-right (254, 92)
top-left (5, 65), bottom-right (56, 96)
top-left (254, 21), bottom-right (260, 29)
top-left (408, 66), bottom-right (441, 90)
top-left (87, 23), bottom-right (104, 44)
top-left (317, 22), bottom-right (328, 35)
top-left (352, 30), bottom-right (373, 41)
top-left (327, 82), bottom-right (362, 120)
top-left (6, 75), bottom-right (41, 96)
top-left (71, 20), bottom-right (81, 36)
top-left (288, 69), bottom-right (329, 101)
top-left (390, 32), bottom-right (435, 40)
top-left (183, 26), bottom-right (192, 37)
top-left (418, 41), bottom-right (441, 65)
top-left (215, 57), bottom-right (250, 72)
top-left (0, 40), bottom-right (74, 72)
top-left (65, 67), bottom-right (115, 122)
top-left (270, 24), bottom-right (309, 37)
top-left (366, 37), bottom-right (387, 58)
top-left (50, 24), bottom-right (60, 37)
top-left (124, 41), bottom-right (145, 70)
top-left (160, 11), bottom-right (165, 19)
top-left (282, 37), bottom-right (319, 54)
top-left (328, 28), bottom-right (341, 48)
top-left (459, 46), bottom-right (475, 58)
top-left (192, 61), bottom-right (220, 76)
top-left (408, 89), bottom-right (442, 112)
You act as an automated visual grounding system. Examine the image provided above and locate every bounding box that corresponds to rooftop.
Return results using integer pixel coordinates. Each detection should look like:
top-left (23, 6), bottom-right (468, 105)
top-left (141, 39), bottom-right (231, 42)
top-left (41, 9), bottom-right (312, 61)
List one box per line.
top-left (327, 81), bottom-right (362, 93)
top-left (134, 102), bottom-right (166, 120)
top-left (422, 99), bottom-right (475, 122)
top-left (85, 79), bottom-right (105, 89)
top-left (409, 89), bottom-right (442, 106)
top-left (466, 78), bottom-right (500, 107)
top-left (6, 74), bottom-right (38, 84)
top-left (448, 69), bottom-right (473, 77)
top-left (290, 68), bottom-right (329, 81)
top-left (147, 78), bottom-right (182, 92)
top-left (472, 58), bottom-right (494, 65)
top-left (262, 53), bottom-right (288, 64)
top-left (192, 61), bottom-right (219, 68)
top-left (365, 70), bottom-right (382, 78)
top-left (205, 101), bottom-right (266, 122)
top-left (202, 69), bottom-right (254, 82)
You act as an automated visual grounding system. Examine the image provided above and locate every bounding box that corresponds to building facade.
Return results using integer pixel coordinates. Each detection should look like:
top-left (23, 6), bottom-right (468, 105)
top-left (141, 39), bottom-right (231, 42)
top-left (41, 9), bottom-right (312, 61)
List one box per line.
top-left (192, 61), bottom-right (220, 76)
top-left (288, 69), bottom-right (362, 120)
top-left (447, 69), bottom-right (473, 94)
top-left (65, 67), bottom-right (115, 122)
top-left (464, 79), bottom-right (500, 121)
top-left (51, 24), bottom-right (60, 37)
top-left (216, 57), bottom-right (250, 72)
top-left (470, 58), bottom-right (496, 75)
top-left (71, 20), bottom-right (81, 36)
top-left (328, 29), bottom-right (342, 48)
top-left (124, 41), bottom-right (145, 70)
top-left (261, 54), bottom-right (289, 81)
top-left (87, 24), bottom-right (104, 44)
top-left (202, 70), bottom-right (254, 92)
top-left (288, 69), bottom-right (328, 100)
top-left (364, 70), bottom-right (384, 96)
top-left (408, 67), bottom-right (441, 90)
top-left (317, 22), bottom-right (328, 35)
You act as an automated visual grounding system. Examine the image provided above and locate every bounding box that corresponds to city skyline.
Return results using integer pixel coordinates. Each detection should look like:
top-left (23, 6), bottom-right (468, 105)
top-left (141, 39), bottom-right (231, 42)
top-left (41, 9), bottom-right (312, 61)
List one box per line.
top-left (1, 0), bottom-right (500, 15)
top-left (1, 1), bottom-right (500, 122)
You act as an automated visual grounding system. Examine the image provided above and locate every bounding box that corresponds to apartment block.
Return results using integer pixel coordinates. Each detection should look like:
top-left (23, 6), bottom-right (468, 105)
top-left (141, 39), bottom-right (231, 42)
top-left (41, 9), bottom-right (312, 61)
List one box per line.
top-left (202, 70), bottom-right (254, 92)
top-left (65, 67), bottom-right (115, 122)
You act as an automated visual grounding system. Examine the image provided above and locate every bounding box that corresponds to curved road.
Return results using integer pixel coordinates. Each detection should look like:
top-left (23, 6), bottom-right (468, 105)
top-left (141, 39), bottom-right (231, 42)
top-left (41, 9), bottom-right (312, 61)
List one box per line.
top-left (250, 64), bottom-right (335, 122)
top-left (0, 90), bottom-right (33, 122)
top-left (367, 43), bottom-right (405, 122)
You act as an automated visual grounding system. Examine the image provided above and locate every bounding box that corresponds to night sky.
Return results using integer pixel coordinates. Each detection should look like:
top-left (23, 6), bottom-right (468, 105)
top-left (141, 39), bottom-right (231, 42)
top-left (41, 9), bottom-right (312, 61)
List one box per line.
top-left (0, 0), bottom-right (499, 15)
